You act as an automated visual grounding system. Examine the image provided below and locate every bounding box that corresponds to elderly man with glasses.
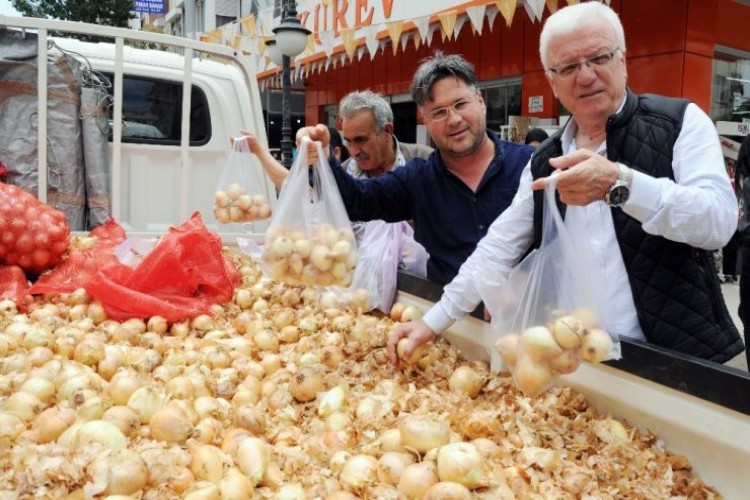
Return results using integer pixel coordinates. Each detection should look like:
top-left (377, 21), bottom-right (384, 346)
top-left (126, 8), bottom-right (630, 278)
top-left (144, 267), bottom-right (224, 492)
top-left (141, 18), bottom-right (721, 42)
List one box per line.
top-left (298, 52), bottom-right (534, 286)
top-left (390, 1), bottom-right (743, 367)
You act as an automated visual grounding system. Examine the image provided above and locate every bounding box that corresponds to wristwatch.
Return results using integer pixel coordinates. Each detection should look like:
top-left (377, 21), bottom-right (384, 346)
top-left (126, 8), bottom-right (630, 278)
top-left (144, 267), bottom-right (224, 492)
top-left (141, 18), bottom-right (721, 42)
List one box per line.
top-left (604, 163), bottom-right (631, 207)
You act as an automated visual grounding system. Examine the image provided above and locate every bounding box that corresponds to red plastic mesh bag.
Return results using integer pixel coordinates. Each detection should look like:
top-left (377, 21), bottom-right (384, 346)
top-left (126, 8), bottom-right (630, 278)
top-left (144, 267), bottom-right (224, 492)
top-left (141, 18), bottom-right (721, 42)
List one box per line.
top-left (0, 265), bottom-right (29, 302)
top-left (0, 182), bottom-right (71, 274)
top-left (83, 212), bottom-right (239, 322)
top-left (28, 218), bottom-right (126, 296)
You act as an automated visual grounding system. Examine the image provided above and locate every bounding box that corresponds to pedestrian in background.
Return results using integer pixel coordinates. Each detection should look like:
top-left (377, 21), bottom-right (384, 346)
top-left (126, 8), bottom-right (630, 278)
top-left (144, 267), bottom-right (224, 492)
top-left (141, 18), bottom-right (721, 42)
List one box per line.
top-left (525, 127), bottom-right (549, 149)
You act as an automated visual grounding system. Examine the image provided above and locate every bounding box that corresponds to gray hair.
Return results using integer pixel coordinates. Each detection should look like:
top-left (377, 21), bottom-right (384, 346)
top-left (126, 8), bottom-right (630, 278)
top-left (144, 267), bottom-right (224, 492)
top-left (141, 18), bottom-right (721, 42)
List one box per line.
top-left (339, 91), bottom-right (393, 134)
top-left (539, 2), bottom-right (626, 71)
top-left (410, 51), bottom-right (478, 106)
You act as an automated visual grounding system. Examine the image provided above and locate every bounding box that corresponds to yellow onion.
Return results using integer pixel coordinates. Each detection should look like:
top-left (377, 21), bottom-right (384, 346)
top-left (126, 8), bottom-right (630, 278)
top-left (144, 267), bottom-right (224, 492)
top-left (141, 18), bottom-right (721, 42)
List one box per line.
top-left (520, 326), bottom-right (563, 360)
top-left (339, 454), bottom-right (378, 491)
top-left (221, 428), bottom-right (253, 460)
top-left (448, 366), bottom-right (486, 398)
top-left (289, 366), bottom-right (324, 403)
top-left (398, 461), bottom-right (439, 498)
top-left (97, 345), bottom-right (127, 381)
top-left (183, 481), bottom-right (220, 500)
top-left (396, 338), bottom-right (427, 365)
top-left (83, 448), bottom-right (148, 497)
top-left (0, 411), bottom-right (27, 444)
top-left (232, 404), bottom-right (266, 435)
top-left (376, 451), bottom-right (415, 486)
top-left (127, 386), bottom-right (166, 424)
top-left (274, 483), bottom-right (305, 499)
top-left (581, 328), bottom-right (613, 363)
top-left (188, 440), bottom-right (226, 483)
top-left (74, 337), bottom-right (106, 366)
top-left (378, 428), bottom-right (406, 453)
top-left (101, 405), bottom-right (140, 437)
top-left (18, 376), bottom-right (56, 405)
top-left (513, 355), bottom-right (554, 396)
top-left (552, 315), bottom-right (585, 349)
top-left (398, 416), bottom-right (451, 454)
top-left (150, 403), bottom-right (194, 443)
top-left (193, 417), bottom-right (223, 445)
top-left (320, 345), bottom-right (345, 369)
top-left (3, 391), bottom-right (44, 422)
top-left (108, 370), bottom-right (145, 406)
top-left (236, 436), bottom-right (269, 485)
top-left (436, 442), bottom-right (485, 488)
top-left (219, 468), bottom-right (255, 499)
top-left (423, 482), bottom-right (472, 499)
top-left (74, 420), bottom-right (128, 450)
top-left (77, 395), bottom-right (113, 421)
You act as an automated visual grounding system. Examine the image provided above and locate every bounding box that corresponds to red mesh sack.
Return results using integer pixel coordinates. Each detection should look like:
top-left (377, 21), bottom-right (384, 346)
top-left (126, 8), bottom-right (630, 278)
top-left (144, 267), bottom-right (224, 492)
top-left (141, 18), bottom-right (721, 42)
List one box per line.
top-left (0, 183), bottom-right (70, 274)
top-left (83, 212), bottom-right (239, 323)
top-left (0, 265), bottom-right (29, 302)
top-left (28, 218), bottom-right (126, 296)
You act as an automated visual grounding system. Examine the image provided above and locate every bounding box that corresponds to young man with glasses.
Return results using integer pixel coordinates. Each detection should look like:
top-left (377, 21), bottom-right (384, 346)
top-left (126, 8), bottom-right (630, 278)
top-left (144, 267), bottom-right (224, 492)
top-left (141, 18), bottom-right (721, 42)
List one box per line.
top-left (298, 53), bottom-right (534, 286)
top-left (390, 1), bottom-right (743, 367)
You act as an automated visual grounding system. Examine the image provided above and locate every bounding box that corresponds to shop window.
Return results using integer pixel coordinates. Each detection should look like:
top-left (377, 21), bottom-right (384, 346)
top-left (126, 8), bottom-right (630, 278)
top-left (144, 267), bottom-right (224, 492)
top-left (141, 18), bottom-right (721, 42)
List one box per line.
top-left (711, 53), bottom-right (750, 123)
top-left (103, 73), bottom-right (211, 146)
top-left (480, 80), bottom-right (522, 133)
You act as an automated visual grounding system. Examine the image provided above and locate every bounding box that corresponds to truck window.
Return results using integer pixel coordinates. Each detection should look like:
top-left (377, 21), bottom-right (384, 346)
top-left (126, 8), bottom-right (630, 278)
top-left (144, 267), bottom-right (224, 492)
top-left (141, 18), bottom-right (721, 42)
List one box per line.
top-left (102, 73), bottom-right (211, 146)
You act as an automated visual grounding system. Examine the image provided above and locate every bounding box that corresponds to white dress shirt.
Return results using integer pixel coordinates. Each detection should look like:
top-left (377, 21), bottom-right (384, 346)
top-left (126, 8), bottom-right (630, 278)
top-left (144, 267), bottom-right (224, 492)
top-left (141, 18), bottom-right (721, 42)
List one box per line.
top-left (423, 100), bottom-right (739, 341)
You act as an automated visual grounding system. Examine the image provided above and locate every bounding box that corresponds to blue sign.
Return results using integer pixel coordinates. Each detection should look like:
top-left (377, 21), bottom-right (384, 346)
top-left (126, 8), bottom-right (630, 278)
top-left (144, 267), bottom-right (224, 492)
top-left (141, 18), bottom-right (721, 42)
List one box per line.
top-left (134, 0), bottom-right (165, 14)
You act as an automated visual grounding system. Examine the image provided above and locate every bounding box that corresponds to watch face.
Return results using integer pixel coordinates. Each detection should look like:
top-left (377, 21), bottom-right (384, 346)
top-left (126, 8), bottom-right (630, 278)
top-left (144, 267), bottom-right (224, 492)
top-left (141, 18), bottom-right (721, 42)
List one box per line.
top-left (608, 184), bottom-right (630, 206)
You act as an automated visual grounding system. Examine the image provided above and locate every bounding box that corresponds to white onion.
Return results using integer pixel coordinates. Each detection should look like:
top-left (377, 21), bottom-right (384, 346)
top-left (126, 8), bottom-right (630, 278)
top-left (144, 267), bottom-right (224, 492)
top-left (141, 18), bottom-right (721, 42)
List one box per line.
top-left (219, 468), bottom-right (255, 499)
top-left (289, 366), bottom-right (324, 403)
top-left (398, 416), bottom-right (451, 454)
top-left (448, 366), bottom-right (486, 398)
top-left (188, 440), bottom-right (226, 483)
top-left (84, 448), bottom-right (148, 497)
top-left (237, 436), bottom-right (269, 485)
top-left (150, 403), bottom-right (194, 443)
top-left (127, 386), bottom-right (166, 424)
top-left (101, 405), bottom-right (140, 437)
top-left (74, 420), bottom-right (128, 450)
top-left (436, 442), bottom-right (485, 488)
top-left (423, 481), bottom-right (472, 499)
top-left (339, 454), bottom-right (378, 491)
top-left (0, 411), bottom-right (29, 443)
top-left (376, 451), bottom-right (415, 485)
top-left (3, 391), bottom-right (44, 422)
top-left (398, 461), bottom-right (439, 498)
top-left (581, 328), bottom-right (613, 363)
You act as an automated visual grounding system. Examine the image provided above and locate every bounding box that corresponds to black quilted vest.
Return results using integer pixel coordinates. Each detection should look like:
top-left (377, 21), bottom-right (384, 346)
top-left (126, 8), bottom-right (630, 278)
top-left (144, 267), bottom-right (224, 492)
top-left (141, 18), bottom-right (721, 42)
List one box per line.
top-left (529, 88), bottom-right (744, 363)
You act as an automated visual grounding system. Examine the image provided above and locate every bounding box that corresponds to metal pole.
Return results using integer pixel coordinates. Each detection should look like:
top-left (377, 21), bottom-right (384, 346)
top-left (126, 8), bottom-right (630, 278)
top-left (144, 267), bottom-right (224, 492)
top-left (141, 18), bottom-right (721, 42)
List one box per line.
top-left (281, 52), bottom-right (293, 169)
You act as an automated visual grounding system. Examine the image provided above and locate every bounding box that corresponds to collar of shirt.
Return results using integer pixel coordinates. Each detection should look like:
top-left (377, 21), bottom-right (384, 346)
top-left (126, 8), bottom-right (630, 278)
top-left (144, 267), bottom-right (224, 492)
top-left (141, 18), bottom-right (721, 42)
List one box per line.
top-left (560, 93), bottom-right (628, 153)
top-left (432, 129), bottom-right (506, 191)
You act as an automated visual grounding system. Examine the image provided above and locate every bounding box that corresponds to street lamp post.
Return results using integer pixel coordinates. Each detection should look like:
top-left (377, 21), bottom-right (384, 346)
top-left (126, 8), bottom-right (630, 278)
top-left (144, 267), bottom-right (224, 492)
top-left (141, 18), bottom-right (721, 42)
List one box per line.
top-left (267, 0), bottom-right (310, 169)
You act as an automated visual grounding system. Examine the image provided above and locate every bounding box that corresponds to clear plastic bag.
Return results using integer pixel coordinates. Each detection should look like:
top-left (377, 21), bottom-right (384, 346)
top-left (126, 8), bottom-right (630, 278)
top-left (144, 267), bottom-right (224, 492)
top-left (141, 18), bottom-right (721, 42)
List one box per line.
top-left (261, 138), bottom-right (357, 287)
top-left (214, 138), bottom-right (274, 224)
top-left (398, 222), bottom-right (428, 278)
top-left (477, 177), bottom-right (620, 397)
top-left (324, 220), bottom-right (402, 313)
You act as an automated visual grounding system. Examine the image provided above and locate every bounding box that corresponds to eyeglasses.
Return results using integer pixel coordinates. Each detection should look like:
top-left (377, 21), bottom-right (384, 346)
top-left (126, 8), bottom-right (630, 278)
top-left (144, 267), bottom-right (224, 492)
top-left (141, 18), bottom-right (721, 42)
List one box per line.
top-left (548, 48), bottom-right (620, 78)
top-left (424, 95), bottom-right (477, 122)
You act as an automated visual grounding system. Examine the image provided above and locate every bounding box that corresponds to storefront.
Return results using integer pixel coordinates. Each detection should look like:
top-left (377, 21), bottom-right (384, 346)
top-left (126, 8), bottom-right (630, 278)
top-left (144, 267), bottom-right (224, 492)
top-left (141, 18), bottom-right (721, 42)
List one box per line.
top-left (227, 0), bottom-right (750, 146)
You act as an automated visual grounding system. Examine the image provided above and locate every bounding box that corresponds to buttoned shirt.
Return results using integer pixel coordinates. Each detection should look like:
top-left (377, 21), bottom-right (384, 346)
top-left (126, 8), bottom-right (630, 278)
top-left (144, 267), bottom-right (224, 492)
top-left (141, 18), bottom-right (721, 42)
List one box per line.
top-left (330, 130), bottom-right (533, 285)
top-left (424, 101), bottom-right (738, 337)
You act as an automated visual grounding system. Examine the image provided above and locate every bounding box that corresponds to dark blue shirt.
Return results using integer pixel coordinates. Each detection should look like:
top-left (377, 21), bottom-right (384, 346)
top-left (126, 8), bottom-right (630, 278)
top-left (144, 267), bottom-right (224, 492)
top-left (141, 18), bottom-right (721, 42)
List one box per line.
top-left (330, 130), bottom-right (533, 285)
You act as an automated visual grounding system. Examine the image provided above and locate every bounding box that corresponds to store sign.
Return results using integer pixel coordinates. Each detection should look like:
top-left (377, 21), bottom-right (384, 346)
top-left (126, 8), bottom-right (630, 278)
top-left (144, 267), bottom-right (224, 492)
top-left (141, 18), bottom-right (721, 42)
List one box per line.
top-left (528, 95), bottom-right (543, 113)
top-left (134, 0), bottom-right (165, 14)
top-left (716, 120), bottom-right (750, 137)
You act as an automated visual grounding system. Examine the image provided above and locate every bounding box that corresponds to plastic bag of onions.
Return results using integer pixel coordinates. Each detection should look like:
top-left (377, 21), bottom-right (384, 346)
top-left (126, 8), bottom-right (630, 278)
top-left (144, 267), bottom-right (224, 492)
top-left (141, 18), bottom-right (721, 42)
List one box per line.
top-left (0, 182), bottom-right (70, 274)
top-left (214, 137), bottom-right (275, 224)
top-left (476, 178), bottom-right (619, 397)
top-left (260, 137), bottom-right (357, 287)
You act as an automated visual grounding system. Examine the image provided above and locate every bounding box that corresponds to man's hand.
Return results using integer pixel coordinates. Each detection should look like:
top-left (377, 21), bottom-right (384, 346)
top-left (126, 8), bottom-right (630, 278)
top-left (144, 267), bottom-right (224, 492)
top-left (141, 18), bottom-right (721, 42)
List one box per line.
top-left (386, 319), bottom-right (437, 369)
top-left (530, 149), bottom-right (619, 206)
top-left (238, 129), bottom-right (264, 155)
top-left (296, 124), bottom-right (329, 165)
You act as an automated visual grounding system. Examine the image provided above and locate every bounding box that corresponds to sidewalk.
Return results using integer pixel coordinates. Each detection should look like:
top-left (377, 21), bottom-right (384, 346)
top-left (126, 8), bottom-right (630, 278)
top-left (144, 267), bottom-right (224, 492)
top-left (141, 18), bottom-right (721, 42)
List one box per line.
top-left (721, 281), bottom-right (747, 371)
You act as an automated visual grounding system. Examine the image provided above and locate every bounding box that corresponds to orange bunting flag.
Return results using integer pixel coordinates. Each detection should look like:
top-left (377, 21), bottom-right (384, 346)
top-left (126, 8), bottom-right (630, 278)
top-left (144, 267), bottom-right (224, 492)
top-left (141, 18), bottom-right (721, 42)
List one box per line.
top-left (386, 20), bottom-right (404, 56)
top-left (566, 0), bottom-right (580, 4)
top-left (438, 10), bottom-right (457, 41)
top-left (240, 15), bottom-right (255, 35)
top-left (546, 0), bottom-right (559, 14)
top-left (340, 27), bottom-right (357, 60)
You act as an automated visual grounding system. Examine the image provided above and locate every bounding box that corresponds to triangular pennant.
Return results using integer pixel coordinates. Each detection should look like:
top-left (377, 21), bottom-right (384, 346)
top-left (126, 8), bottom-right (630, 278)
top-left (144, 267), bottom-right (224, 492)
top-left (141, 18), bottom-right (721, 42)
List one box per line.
top-left (495, 0), bottom-right (516, 27)
top-left (386, 20), bottom-right (404, 56)
top-left (240, 14), bottom-right (255, 36)
top-left (425, 24), bottom-right (436, 47)
top-left (232, 35), bottom-right (242, 49)
top-left (257, 35), bottom-right (270, 55)
top-left (466, 5), bottom-right (487, 36)
top-left (363, 25), bottom-right (380, 58)
top-left (438, 10), bottom-right (458, 42)
top-left (303, 34), bottom-right (315, 57)
top-left (400, 32), bottom-right (410, 52)
top-left (412, 30), bottom-right (421, 50)
top-left (524, 0), bottom-right (546, 21)
top-left (452, 15), bottom-right (467, 40)
top-left (486, 6), bottom-right (499, 32)
top-left (546, 0), bottom-right (559, 14)
top-left (319, 30), bottom-right (335, 58)
top-left (413, 15), bottom-right (430, 43)
top-left (566, 0), bottom-right (579, 4)
top-left (321, 0), bottom-right (332, 5)
top-left (340, 27), bottom-right (357, 60)
top-left (357, 46), bottom-right (366, 61)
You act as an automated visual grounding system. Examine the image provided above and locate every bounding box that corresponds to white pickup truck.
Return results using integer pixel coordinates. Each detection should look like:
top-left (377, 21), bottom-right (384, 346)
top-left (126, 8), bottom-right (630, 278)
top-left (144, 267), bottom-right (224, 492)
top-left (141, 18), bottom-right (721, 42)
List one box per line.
top-left (0, 15), bottom-right (275, 238)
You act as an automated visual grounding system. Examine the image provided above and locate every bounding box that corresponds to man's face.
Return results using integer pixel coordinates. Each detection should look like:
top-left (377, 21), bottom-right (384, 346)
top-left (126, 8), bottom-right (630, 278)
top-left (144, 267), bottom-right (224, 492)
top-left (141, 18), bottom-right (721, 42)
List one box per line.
top-left (544, 19), bottom-right (627, 125)
top-left (341, 109), bottom-right (394, 176)
top-left (420, 77), bottom-right (487, 159)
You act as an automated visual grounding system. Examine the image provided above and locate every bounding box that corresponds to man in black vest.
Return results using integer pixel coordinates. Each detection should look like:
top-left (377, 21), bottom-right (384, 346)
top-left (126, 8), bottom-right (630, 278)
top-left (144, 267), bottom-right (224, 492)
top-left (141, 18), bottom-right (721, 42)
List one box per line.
top-left (389, 1), bottom-right (744, 367)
